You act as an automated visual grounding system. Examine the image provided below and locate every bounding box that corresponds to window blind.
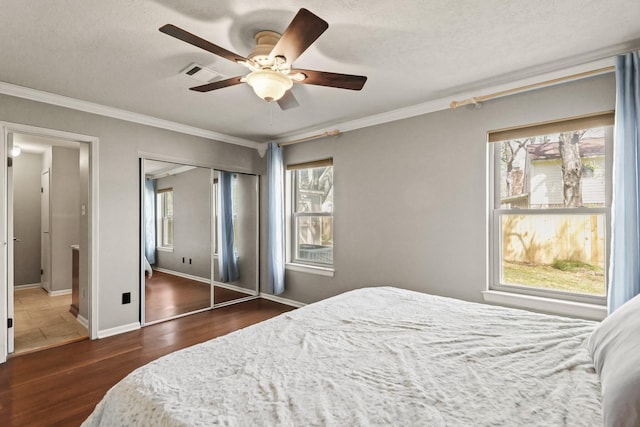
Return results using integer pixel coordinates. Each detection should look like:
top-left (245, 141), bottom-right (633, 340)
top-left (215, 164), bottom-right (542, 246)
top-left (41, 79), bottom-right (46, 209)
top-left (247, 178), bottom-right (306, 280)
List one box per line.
top-left (286, 158), bottom-right (333, 171)
top-left (488, 111), bottom-right (615, 143)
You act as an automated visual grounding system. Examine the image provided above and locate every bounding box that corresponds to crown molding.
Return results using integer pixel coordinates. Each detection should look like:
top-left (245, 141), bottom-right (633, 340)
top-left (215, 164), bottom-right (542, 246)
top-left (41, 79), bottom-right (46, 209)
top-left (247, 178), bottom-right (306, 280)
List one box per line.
top-left (0, 81), bottom-right (262, 150)
top-left (272, 54), bottom-right (622, 144)
top-left (3, 37), bottom-right (635, 150)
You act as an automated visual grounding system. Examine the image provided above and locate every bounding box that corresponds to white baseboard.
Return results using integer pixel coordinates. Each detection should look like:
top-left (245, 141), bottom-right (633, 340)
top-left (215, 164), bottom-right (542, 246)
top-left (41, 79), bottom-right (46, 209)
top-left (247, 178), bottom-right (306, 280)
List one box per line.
top-left (97, 322), bottom-right (140, 339)
top-left (259, 292), bottom-right (306, 308)
top-left (48, 289), bottom-right (72, 297)
top-left (153, 267), bottom-right (210, 284)
top-left (76, 314), bottom-right (89, 329)
top-left (14, 283), bottom-right (42, 290)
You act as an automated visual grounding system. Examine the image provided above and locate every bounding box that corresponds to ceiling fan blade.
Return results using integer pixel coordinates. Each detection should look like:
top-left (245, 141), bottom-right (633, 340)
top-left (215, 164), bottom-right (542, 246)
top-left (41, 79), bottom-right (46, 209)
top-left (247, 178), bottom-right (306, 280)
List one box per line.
top-left (293, 69), bottom-right (367, 91)
top-left (160, 24), bottom-right (249, 64)
top-left (189, 76), bottom-right (245, 92)
top-left (268, 8), bottom-right (328, 65)
top-left (277, 90), bottom-right (299, 110)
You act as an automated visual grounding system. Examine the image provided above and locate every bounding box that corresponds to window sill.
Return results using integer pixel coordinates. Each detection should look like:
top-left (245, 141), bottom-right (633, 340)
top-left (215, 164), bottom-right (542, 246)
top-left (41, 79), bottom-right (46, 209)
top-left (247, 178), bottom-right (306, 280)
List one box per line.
top-left (285, 263), bottom-right (334, 277)
top-left (482, 290), bottom-right (606, 321)
top-left (157, 247), bottom-right (174, 253)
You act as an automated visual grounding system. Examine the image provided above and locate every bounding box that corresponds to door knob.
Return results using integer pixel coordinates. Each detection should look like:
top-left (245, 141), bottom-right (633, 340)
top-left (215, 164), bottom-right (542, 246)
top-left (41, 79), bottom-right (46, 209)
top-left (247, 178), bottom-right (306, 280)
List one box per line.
top-left (13, 237), bottom-right (20, 242)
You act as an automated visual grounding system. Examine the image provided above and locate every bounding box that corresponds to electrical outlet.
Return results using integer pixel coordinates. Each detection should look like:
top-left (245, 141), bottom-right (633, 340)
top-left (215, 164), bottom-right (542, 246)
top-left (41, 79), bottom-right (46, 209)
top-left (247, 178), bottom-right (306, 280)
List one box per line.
top-left (122, 292), bottom-right (131, 304)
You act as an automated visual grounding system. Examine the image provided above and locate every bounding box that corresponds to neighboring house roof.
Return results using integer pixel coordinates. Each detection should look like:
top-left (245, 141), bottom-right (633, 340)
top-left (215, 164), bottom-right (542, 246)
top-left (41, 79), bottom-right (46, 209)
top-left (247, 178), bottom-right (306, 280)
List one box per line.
top-left (526, 137), bottom-right (604, 161)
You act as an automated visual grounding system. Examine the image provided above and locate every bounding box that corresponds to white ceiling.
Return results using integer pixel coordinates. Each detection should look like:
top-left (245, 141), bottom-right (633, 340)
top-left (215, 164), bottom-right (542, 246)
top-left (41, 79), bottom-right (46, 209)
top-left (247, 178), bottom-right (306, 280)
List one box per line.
top-left (1, 1), bottom-right (639, 143)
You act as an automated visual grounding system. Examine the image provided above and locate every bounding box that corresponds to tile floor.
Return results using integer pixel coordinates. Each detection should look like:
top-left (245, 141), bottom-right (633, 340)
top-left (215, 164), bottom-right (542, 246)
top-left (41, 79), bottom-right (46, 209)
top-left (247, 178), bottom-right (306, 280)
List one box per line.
top-left (13, 287), bottom-right (88, 354)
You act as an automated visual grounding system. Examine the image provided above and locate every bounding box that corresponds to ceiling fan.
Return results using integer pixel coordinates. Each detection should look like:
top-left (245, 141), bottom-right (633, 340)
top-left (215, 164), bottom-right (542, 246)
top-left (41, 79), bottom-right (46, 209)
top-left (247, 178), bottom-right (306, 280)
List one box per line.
top-left (160, 8), bottom-right (367, 110)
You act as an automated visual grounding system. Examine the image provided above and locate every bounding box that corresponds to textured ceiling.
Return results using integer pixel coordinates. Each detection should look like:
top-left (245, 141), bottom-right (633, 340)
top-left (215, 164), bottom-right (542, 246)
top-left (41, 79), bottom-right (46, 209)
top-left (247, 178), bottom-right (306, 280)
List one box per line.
top-left (1, 0), bottom-right (639, 142)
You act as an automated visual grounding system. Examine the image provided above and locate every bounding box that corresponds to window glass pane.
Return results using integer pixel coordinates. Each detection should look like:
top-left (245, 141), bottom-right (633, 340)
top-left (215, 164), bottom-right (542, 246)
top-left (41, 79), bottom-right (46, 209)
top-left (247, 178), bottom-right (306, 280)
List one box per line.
top-left (295, 167), bottom-right (333, 213)
top-left (165, 191), bottom-right (173, 216)
top-left (295, 216), bottom-right (333, 264)
top-left (163, 217), bottom-right (174, 246)
top-left (497, 126), bottom-right (609, 209)
top-left (499, 214), bottom-right (605, 296)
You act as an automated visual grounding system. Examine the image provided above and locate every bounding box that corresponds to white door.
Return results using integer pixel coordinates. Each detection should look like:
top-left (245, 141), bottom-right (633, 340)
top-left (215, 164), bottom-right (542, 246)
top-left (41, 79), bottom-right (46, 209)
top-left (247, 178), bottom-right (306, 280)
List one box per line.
top-left (7, 134), bottom-right (15, 354)
top-left (41, 169), bottom-right (50, 292)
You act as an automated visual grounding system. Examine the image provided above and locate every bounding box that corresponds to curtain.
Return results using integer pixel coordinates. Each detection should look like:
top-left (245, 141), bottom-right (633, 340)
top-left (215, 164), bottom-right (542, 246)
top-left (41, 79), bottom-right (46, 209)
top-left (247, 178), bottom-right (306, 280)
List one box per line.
top-left (267, 142), bottom-right (285, 295)
top-left (218, 171), bottom-right (240, 282)
top-left (609, 51), bottom-right (640, 313)
top-left (143, 178), bottom-right (157, 265)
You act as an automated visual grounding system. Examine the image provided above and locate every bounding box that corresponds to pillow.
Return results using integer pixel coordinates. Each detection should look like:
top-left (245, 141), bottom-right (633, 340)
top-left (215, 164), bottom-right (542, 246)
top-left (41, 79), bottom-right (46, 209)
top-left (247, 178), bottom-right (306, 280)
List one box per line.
top-left (588, 294), bottom-right (640, 427)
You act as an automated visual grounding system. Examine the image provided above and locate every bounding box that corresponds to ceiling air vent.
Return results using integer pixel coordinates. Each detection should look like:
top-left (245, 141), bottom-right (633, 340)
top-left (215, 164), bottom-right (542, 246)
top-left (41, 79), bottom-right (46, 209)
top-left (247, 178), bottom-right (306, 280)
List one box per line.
top-left (180, 63), bottom-right (223, 83)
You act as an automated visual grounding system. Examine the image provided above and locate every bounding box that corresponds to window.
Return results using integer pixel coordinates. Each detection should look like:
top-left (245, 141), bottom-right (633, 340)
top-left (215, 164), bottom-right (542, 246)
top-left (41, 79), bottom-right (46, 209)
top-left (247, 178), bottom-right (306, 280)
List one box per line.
top-left (157, 188), bottom-right (173, 248)
top-left (489, 112), bottom-right (614, 304)
top-left (288, 159), bottom-right (334, 267)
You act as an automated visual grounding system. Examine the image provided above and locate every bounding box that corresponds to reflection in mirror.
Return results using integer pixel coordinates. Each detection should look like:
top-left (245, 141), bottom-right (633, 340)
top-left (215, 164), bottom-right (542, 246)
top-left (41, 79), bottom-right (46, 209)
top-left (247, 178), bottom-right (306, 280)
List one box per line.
top-left (141, 160), bottom-right (260, 323)
top-left (212, 171), bottom-right (259, 305)
top-left (142, 159), bottom-right (212, 323)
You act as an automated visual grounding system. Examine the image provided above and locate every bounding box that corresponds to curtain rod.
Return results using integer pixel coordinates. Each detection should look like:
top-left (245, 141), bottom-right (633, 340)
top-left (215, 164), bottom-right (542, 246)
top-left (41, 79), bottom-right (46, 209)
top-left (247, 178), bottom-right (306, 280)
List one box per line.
top-left (278, 129), bottom-right (340, 147)
top-left (449, 66), bottom-right (615, 109)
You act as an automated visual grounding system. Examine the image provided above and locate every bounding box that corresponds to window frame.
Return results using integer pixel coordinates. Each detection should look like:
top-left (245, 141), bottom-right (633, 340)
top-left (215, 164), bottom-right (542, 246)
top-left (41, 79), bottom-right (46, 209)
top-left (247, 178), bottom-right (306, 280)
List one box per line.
top-left (488, 115), bottom-right (613, 306)
top-left (156, 188), bottom-right (174, 250)
top-left (287, 159), bottom-right (334, 269)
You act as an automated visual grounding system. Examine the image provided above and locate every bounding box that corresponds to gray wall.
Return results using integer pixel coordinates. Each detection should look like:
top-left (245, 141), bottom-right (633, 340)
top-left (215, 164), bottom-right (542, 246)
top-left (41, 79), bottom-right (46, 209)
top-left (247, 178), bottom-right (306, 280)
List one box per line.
top-left (266, 74), bottom-right (616, 305)
top-left (0, 73), bottom-right (615, 332)
top-left (155, 167), bottom-right (212, 279)
top-left (13, 152), bottom-right (42, 286)
top-left (0, 93), bottom-right (262, 333)
top-left (50, 146), bottom-right (80, 292)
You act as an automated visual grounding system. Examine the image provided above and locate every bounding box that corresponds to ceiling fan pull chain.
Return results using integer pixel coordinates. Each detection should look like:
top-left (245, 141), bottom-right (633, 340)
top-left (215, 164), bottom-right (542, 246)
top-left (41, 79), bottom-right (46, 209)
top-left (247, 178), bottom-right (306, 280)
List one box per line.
top-left (269, 101), bottom-right (274, 127)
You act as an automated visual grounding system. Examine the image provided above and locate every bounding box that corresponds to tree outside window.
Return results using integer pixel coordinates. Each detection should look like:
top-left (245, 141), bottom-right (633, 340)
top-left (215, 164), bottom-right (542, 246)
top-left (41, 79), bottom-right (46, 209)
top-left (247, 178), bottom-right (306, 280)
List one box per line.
top-left (491, 113), bottom-right (613, 302)
top-left (292, 164), bottom-right (333, 266)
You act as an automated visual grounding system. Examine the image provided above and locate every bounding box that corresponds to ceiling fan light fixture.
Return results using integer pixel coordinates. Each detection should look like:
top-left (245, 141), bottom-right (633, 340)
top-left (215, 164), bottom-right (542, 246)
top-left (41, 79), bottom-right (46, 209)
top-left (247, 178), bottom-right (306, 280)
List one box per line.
top-left (245, 70), bottom-right (293, 102)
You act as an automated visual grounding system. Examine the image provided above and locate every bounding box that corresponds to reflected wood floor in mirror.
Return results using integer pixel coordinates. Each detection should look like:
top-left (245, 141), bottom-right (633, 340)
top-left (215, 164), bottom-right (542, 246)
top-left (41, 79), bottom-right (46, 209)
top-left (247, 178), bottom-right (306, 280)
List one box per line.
top-left (145, 271), bottom-right (251, 323)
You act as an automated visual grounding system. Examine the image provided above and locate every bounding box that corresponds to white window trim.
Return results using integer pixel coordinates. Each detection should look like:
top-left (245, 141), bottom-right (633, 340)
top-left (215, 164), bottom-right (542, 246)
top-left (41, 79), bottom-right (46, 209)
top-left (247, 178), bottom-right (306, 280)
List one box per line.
top-left (482, 290), bottom-right (606, 321)
top-left (157, 189), bottom-right (174, 249)
top-left (487, 124), bottom-right (613, 314)
top-left (285, 165), bottom-right (335, 274)
top-left (285, 262), bottom-right (335, 277)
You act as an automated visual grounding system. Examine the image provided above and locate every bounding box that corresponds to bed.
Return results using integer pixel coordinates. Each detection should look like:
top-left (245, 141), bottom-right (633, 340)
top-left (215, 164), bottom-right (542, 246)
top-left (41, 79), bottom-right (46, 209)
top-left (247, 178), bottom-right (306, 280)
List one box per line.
top-left (82, 287), bottom-right (640, 426)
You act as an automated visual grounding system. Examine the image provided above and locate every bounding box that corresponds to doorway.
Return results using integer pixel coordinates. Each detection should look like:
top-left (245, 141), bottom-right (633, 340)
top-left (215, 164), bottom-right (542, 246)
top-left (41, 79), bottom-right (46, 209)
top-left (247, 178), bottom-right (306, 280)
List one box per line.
top-left (1, 123), bottom-right (98, 362)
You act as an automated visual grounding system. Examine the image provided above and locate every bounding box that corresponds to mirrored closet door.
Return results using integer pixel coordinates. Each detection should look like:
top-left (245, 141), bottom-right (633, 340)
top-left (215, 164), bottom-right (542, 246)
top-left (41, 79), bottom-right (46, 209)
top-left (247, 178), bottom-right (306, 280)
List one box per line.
top-left (140, 159), bottom-right (259, 325)
top-left (142, 160), bottom-right (213, 324)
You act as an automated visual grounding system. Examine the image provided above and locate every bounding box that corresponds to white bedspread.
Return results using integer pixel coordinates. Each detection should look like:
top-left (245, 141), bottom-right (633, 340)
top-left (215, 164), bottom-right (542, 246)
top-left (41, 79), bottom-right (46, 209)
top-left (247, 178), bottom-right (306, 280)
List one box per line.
top-left (83, 287), bottom-right (602, 426)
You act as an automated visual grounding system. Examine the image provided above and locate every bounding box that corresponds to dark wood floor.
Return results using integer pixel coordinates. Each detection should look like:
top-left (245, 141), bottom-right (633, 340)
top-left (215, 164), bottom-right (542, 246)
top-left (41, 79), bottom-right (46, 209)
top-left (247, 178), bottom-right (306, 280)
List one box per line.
top-left (145, 271), bottom-right (252, 322)
top-left (0, 298), bottom-right (294, 427)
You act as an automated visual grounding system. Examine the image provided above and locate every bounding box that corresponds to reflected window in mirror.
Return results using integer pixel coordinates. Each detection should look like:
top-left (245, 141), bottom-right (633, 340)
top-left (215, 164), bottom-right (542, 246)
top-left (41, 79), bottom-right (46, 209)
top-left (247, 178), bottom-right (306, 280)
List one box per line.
top-left (157, 188), bottom-right (174, 249)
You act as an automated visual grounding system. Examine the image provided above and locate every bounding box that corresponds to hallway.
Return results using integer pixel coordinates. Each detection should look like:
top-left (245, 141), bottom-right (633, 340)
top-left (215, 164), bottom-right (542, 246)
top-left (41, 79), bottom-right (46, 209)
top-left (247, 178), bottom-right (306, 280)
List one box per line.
top-left (13, 287), bottom-right (88, 354)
